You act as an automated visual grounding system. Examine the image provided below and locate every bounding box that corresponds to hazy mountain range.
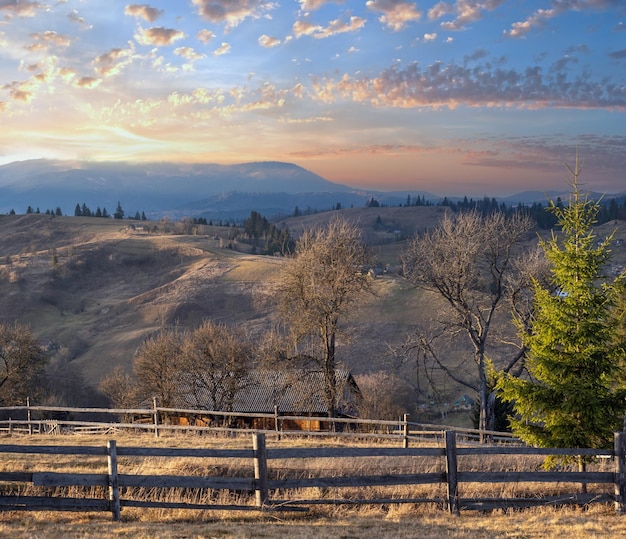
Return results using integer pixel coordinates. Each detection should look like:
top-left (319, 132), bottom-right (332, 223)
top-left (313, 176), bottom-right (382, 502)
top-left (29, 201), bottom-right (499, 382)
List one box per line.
top-left (0, 159), bottom-right (622, 220)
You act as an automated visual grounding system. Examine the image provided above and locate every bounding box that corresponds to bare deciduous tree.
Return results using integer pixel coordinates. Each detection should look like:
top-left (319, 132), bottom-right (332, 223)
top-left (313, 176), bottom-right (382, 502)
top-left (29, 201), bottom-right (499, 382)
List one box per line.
top-left (181, 320), bottom-right (252, 414)
top-left (132, 328), bottom-right (185, 409)
top-left (355, 371), bottom-right (414, 420)
top-left (401, 210), bottom-right (533, 438)
top-left (120, 321), bottom-right (253, 423)
top-left (0, 322), bottom-right (47, 406)
top-left (278, 217), bottom-right (372, 417)
top-left (99, 365), bottom-right (139, 423)
top-left (99, 365), bottom-right (139, 408)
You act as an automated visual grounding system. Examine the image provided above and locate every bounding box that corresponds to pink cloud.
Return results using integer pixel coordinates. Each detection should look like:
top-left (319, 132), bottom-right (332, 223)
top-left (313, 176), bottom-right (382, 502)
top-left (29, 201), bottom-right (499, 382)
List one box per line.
top-left (504, 8), bottom-right (555, 38)
top-left (74, 76), bottom-right (102, 89)
top-left (29, 31), bottom-right (72, 49)
top-left (366, 0), bottom-right (421, 31)
top-left (192, 0), bottom-right (275, 28)
top-left (258, 34), bottom-right (281, 48)
top-left (94, 46), bottom-right (135, 77)
top-left (293, 16), bottom-right (366, 39)
top-left (197, 29), bottom-right (215, 44)
top-left (174, 46), bottom-right (205, 62)
top-left (135, 26), bottom-right (186, 46)
top-left (124, 4), bottom-right (164, 23)
top-left (315, 59), bottom-right (626, 110)
top-left (0, 0), bottom-right (45, 18)
top-left (428, 0), bottom-right (506, 31)
top-left (213, 42), bottom-right (231, 56)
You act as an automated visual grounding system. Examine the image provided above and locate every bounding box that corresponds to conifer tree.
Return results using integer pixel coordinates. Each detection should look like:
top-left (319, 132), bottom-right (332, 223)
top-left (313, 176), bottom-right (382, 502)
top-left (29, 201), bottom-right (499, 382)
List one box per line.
top-left (113, 201), bottom-right (124, 219)
top-left (498, 158), bottom-right (626, 457)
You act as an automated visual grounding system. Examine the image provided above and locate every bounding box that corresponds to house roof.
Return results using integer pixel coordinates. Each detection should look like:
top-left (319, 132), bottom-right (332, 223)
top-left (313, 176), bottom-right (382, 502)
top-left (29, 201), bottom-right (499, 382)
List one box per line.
top-left (173, 369), bottom-right (359, 415)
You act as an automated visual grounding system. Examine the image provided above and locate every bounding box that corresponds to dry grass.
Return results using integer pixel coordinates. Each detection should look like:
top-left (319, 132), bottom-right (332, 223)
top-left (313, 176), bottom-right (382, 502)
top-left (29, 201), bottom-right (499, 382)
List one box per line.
top-left (0, 504), bottom-right (624, 538)
top-left (0, 432), bottom-right (623, 537)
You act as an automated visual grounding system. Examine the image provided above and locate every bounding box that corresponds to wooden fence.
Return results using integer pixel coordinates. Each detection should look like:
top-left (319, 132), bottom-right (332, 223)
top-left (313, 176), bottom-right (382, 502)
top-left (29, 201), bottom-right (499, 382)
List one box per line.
top-left (0, 432), bottom-right (624, 520)
top-left (0, 403), bottom-right (517, 445)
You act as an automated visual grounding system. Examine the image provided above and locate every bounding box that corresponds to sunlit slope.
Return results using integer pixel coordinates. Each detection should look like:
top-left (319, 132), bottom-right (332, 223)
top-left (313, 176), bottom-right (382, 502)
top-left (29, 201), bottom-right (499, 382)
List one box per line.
top-left (2, 212), bottom-right (624, 397)
top-left (0, 215), bottom-right (281, 383)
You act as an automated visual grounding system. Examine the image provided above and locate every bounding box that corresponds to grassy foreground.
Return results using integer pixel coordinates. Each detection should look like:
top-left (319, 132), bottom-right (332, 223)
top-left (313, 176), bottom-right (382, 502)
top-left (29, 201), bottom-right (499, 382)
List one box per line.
top-left (0, 432), bottom-right (623, 537)
top-left (0, 505), bottom-right (624, 538)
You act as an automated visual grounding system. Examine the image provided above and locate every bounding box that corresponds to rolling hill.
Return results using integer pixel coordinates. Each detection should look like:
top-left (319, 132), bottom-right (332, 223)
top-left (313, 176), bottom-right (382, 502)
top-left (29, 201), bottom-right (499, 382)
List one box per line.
top-left (1, 208), bottom-right (624, 419)
top-left (0, 208), bottom-right (448, 403)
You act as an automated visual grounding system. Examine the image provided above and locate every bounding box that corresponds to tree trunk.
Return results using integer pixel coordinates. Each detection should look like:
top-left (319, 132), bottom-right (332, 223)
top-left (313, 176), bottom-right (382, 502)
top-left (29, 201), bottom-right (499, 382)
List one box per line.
top-left (478, 351), bottom-right (491, 443)
top-left (324, 327), bottom-right (337, 420)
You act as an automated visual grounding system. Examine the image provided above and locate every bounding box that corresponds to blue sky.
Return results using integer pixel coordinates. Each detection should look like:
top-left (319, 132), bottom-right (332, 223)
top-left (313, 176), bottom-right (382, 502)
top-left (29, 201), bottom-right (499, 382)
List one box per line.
top-left (0, 0), bottom-right (625, 195)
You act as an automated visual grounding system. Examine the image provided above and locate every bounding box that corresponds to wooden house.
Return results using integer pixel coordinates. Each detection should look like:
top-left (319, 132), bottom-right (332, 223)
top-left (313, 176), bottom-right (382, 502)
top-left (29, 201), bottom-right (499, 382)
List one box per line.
top-left (169, 369), bottom-right (361, 431)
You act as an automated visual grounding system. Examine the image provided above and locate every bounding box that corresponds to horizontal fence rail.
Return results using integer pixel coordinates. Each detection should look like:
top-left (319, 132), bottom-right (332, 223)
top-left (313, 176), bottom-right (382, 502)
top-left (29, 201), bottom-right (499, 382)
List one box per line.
top-left (0, 403), bottom-right (518, 445)
top-left (0, 431), bottom-right (624, 520)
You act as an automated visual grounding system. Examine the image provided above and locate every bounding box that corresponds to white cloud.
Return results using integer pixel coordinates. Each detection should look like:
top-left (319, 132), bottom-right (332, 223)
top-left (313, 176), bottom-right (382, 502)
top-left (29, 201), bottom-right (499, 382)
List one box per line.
top-left (366, 0), bottom-right (421, 31)
top-left (504, 8), bottom-right (555, 38)
top-left (213, 42), bottom-right (231, 56)
top-left (192, 0), bottom-right (276, 29)
top-left (258, 34), bottom-right (281, 48)
top-left (293, 16), bottom-right (365, 39)
top-left (197, 29), bottom-right (216, 43)
top-left (174, 46), bottom-right (205, 63)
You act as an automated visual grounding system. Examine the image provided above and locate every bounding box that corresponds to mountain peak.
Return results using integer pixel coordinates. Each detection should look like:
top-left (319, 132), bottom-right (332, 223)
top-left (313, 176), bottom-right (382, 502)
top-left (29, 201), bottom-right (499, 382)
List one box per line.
top-left (0, 159), bottom-right (354, 217)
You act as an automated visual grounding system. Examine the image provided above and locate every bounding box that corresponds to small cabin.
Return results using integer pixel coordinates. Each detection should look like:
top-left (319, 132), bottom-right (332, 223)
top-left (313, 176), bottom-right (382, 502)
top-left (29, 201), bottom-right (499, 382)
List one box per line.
top-left (170, 369), bottom-right (361, 431)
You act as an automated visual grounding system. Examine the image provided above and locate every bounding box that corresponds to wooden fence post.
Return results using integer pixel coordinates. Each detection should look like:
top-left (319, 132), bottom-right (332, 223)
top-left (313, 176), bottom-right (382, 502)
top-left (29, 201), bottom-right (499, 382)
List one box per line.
top-left (152, 397), bottom-right (159, 438)
top-left (27, 397), bottom-right (32, 435)
top-left (402, 414), bottom-right (409, 448)
top-left (445, 430), bottom-right (460, 515)
top-left (274, 405), bottom-right (281, 440)
top-left (253, 433), bottom-right (269, 509)
top-left (615, 431), bottom-right (626, 515)
top-left (107, 440), bottom-right (121, 521)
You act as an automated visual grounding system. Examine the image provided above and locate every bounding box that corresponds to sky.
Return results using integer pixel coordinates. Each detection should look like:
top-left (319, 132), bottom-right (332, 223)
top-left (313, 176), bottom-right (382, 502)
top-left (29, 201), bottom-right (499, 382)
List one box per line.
top-left (0, 1), bottom-right (625, 196)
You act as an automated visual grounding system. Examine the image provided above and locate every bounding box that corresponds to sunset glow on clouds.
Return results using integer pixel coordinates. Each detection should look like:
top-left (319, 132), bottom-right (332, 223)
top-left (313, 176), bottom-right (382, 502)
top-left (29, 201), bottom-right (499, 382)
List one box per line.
top-left (0, 0), bottom-right (625, 195)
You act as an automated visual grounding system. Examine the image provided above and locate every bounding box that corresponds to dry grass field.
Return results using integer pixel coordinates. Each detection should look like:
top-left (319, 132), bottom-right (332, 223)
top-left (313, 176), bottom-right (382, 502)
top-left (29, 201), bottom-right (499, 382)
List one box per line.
top-left (0, 432), bottom-right (624, 538)
top-left (1, 506), bottom-right (625, 538)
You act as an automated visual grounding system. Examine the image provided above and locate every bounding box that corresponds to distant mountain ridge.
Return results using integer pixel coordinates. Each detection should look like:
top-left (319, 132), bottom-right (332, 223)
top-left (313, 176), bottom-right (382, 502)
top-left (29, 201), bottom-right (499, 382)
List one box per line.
top-left (0, 159), bottom-right (623, 220)
top-left (0, 159), bottom-right (415, 219)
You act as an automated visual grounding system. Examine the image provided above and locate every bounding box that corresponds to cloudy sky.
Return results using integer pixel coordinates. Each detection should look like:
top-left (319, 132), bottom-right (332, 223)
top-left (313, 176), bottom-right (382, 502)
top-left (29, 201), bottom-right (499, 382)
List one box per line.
top-left (1, 1), bottom-right (625, 195)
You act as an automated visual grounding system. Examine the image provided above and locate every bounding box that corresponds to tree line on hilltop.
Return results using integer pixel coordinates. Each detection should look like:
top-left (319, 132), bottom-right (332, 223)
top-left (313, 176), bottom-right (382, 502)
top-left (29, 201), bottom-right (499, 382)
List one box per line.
top-left (7, 201), bottom-right (149, 221)
top-left (295, 192), bottom-right (626, 230)
top-left (74, 201), bottom-right (147, 221)
top-left (408, 192), bottom-right (626, 229)
top-left (7, 190), bottom-right (625, 233)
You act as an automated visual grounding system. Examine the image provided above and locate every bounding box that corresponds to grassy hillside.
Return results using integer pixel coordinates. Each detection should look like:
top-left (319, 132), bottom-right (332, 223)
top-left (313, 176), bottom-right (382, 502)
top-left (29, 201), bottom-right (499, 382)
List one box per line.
top-left (1, 211), bottom-right (625, 418)
top-left (0, 215), bottom-right (280, 385)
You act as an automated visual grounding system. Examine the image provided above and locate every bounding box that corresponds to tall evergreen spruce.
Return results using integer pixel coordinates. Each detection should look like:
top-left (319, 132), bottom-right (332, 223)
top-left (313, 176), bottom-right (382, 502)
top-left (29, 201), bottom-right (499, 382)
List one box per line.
top-left (498, 159), bottom-right (626, 458)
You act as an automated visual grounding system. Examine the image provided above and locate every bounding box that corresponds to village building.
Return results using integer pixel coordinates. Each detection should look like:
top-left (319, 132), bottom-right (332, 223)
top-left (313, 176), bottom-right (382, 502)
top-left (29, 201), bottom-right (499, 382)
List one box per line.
top-left (166, 369), bottom-right (361, 431)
